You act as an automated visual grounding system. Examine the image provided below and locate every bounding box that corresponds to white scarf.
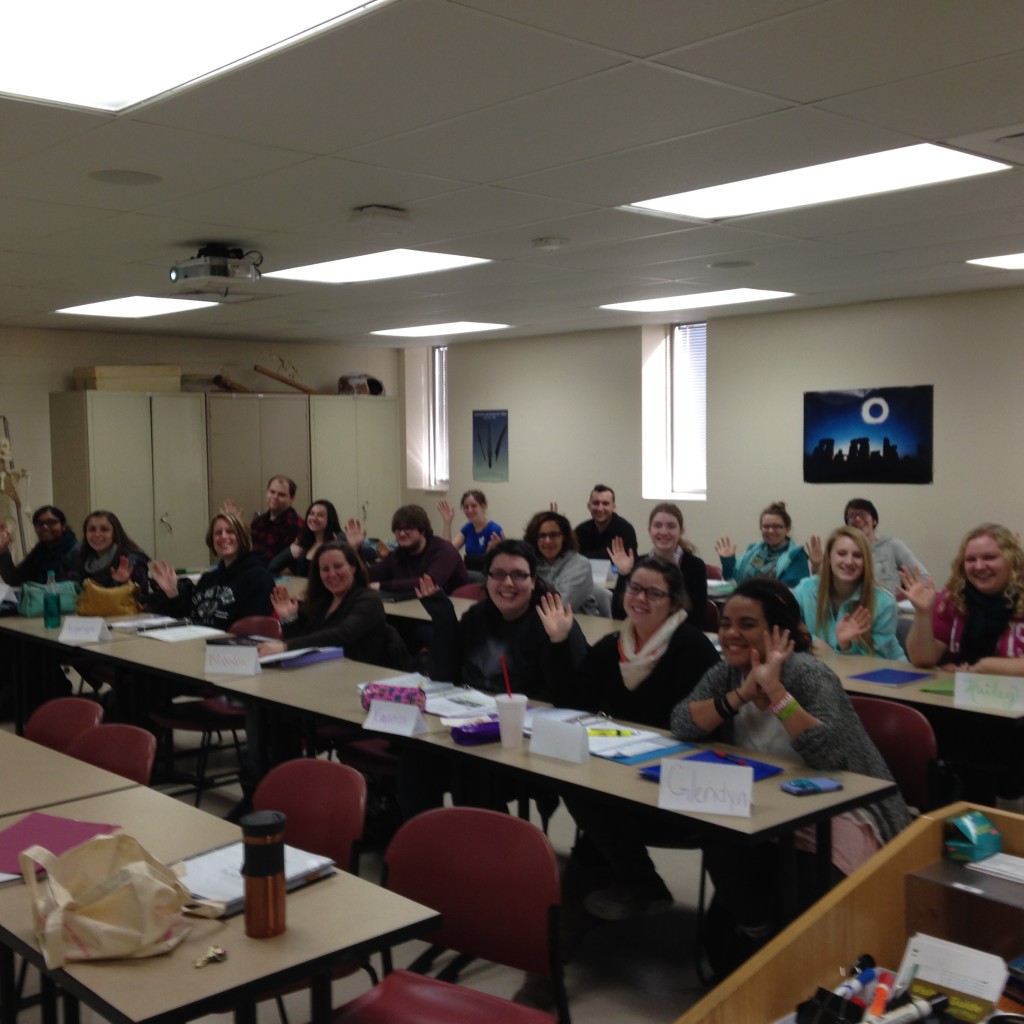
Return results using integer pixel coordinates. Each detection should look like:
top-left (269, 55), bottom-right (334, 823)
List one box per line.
top-left (618, 608), bottom-right (687, 690)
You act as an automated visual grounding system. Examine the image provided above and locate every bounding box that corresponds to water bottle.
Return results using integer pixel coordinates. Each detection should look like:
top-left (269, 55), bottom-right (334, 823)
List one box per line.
top-left (42, 570), bottom-right (61, 629)
top-left (240, 810), bottom-right (287, 938)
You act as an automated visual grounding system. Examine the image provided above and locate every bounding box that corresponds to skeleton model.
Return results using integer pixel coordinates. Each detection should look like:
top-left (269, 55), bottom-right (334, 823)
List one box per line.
top-left (0, 420), bottom-right (30, 561)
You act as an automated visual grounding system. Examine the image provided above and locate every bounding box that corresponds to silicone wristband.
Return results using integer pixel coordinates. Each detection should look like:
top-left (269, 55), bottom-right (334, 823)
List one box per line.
top-left (770, 692), bottom-right (796, 719)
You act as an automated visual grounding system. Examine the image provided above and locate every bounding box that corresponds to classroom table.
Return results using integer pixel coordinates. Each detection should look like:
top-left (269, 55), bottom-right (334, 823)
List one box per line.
top-left (0, 731), bottom-right (138, 816)
top-left (0, 787), bottom-right (440, 1024)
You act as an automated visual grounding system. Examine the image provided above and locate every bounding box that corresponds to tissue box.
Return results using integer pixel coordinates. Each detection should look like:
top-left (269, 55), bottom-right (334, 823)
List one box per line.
top-left (944, 810), bottom-right (1002, 862)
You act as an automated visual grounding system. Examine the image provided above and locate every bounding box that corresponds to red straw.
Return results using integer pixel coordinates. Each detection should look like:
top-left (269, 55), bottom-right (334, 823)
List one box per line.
top-left (500, 654), bottom-right (512, 698)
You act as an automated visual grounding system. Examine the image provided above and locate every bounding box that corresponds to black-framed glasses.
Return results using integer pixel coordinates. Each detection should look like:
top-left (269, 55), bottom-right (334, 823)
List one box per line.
top-left (34, 519), bottom-right (61, 528)
top-left (536, 532), bottom-right (562, 541)
top-left (487, 569), bottom-right (532, 583)
top-left (625, 581), bottom-right (669, 601)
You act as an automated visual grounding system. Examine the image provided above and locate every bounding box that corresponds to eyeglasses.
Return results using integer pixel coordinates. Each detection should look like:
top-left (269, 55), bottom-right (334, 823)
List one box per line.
top-left (845, 510), bottom-right (871, 522)
top-left (487, 569), bottom-right (532, 583)
top-left (35, 519), bottom-right (60, 528)
top-left (625, 581), bottom-right (669, 601)
top-left (536, 532), bottom-right (562, 541)
top-left (760, 522), bottom-right (787, 531)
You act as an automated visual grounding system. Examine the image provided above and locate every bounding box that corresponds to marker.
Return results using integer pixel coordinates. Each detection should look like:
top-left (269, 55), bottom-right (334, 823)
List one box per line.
top-left (834, 966), bottom-right (876, 999)
top-left (712, 749), bottom-right (750, 767)
top-left (587, 729), bottom-right (634, 737)
top-left (867, 970), bottom-right (894, 1018)
top-left (872, 993), bottom-right (948, 1023)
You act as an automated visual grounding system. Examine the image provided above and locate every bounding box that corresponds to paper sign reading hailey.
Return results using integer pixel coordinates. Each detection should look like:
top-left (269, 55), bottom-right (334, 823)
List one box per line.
top-left (657, 757), bottom-right (753, 818)
top-left (364, 699), bottom-right (428, 736)
top-left (58, 616), bottom-right (112, 644)
top-left (204, 644), bottom-right (260, 676)
top-left (954, 671), bottom-right (1024, 712)
top-left (529, 716), bottom-right (589, 763)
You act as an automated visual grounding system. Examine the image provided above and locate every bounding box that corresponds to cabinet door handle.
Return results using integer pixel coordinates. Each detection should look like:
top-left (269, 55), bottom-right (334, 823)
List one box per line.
top-left (160, 514), bottom-right (173, 534)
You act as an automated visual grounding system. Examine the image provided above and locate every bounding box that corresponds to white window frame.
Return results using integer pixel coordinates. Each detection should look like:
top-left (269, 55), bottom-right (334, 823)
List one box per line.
top-left (641, 322), bottom-right (707, 501)
top-left (404, 345), bottom-right (449, 490)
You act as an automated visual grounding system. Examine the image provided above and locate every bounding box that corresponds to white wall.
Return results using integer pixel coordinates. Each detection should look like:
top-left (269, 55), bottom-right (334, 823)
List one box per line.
top-left (408, 285), bottom-right (1024, 583)
top-left (0, 325), bottom-right (398, 556)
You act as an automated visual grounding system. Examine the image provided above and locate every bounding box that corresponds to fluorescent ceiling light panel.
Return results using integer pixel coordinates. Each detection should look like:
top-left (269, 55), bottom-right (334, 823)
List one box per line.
top-left (629, 144), bottom-right (1009, 220)
top-left (601, 289), bottom-right (793, 313)
top-left (265, 249), bottom-right (489, 283)
top-left (967, 252), bottom-right (1024, 270)
top-left (0, 2), bottom-right (391, 111)
top-left (372, 322), bottom-right (509, 337)
top-left (56, 296), bottom-right (217, 318)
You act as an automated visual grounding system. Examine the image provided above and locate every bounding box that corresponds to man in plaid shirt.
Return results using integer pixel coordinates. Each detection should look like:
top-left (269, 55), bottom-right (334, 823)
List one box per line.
top-left (249, 475), bottom-right (303, 564)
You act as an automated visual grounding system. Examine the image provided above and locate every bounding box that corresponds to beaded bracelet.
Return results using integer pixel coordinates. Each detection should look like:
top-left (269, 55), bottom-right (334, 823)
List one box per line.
top-left (770, 692), bottom-right (801, 721)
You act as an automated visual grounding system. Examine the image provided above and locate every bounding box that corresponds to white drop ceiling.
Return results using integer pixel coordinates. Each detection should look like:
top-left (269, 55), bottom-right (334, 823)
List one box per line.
top-left (4, 0), bottom-right (1024, 346)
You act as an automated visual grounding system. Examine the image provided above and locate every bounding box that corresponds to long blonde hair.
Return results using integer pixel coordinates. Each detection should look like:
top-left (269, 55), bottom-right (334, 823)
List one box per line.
top-left (816, 526), bottom-right (878, 654)
top-left (942, 523), bottom-right (1024, 618)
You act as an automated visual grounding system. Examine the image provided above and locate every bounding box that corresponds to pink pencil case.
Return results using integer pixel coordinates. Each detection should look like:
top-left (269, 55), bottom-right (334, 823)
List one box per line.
top-left (360, 682), bottom-right (426, 711)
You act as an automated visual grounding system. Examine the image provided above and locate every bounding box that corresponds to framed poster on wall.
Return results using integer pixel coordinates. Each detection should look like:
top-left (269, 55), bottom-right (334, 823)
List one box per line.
top-left (803, 385), bottom-right (933, 484)
top-left (472, 409), bottom-right (508, 482)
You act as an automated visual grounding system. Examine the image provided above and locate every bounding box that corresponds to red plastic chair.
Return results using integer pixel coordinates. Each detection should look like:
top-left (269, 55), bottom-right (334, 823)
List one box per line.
top-left (230, 615), bottom-right (283, 639)
top-left (450, 583), bottom-right (486, 601)
top-left (24, 697), bottom-right (103, 753)
top-left (66, 724), bottom-right (156, 785)
top-left (849, 695), bottom-right (938, 812)
top-left (705, 564), bottom-right (724, 581)
top-left (703, 600), bottom-right (720, 633)
top-left (331, 806), bottom-right (570, 1024)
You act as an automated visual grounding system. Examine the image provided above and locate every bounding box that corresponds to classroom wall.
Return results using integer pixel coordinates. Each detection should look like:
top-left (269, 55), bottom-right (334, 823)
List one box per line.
top-left (407, 285), bottom-right (1024, 581)
top-left (0, 325), bottom-right (398, 557)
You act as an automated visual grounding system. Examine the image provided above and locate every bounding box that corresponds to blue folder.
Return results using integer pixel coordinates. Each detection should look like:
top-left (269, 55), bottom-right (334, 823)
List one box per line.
top-left (640, 749), bottom-right (783, 782)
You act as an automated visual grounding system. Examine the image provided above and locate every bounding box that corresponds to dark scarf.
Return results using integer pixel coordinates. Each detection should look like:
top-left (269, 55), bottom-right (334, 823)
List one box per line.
top-left (959, 582), bottom-right (1014, 665)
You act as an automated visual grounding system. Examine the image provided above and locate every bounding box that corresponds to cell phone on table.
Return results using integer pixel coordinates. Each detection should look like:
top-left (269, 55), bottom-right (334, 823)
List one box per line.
top-left (780, 777), bottom-right (843, 795)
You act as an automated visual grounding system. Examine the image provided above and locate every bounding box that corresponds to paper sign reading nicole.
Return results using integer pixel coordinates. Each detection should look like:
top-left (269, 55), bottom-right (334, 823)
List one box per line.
top-left (954, 672), bottom-right (1024, 712)
top-left (657, 757), bottom-right (753, 817)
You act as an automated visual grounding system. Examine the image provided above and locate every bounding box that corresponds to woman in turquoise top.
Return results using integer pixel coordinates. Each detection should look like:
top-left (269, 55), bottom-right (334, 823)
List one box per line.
top-left (792, 526), bottom-right (904, 660)
top-left (715, 501), bottom-right (809, 587)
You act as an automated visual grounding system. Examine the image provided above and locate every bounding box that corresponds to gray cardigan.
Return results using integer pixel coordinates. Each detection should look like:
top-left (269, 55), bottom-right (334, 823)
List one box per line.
top-left (670, 652), bottom-right (911, 844)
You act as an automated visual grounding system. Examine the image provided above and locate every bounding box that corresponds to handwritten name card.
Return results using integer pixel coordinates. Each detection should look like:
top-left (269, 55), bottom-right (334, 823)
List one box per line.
top-left (657, 757), bottom-right (752, 818)
top-left (954, 672), bottom-right (1024, 712)
top-left (204, 645), bottom-right (260, 676)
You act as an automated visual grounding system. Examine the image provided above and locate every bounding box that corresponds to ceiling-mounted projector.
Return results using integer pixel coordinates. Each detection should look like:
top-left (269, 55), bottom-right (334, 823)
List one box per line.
top-left (169, 244), bottom-right (261, 292)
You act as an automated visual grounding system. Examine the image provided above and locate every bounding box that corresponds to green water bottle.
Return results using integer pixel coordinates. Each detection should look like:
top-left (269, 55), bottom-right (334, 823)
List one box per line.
top-left (43, 570), bottom-right (61, 628)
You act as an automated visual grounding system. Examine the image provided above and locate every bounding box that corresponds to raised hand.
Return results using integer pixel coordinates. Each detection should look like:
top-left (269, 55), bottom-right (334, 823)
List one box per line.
top-left (270, 585), bottom-right (298, 620)
top-left (437, 499), bottom-right (455, 524)
top-left (220, 498), bottom-right (244, 519)
top-left (607, 535), bottom-right (635, 575)
top-left (806, 534), bottom-right (824, 574)
top-left (415, 574), bottom-right (439, 599)
top-left (344, 517), bottom-right (367, 548)
top-left (536, 591), bottom-right (574, 643)
top-left (835, 605), bottom-right (872, 650)
top-left (745, 627), bottom-right (795, 704)
top-left (110, 556), bottom-right (133, 584)
top-left (485, 530), bottom-right (505, 552)
top-left (151, 559), bottom-right (180, 598)
top-left (899, 566), bottom-right (935, 614)
top-left (257, 640), bottom-right (286, 658)
top-left (549, 501), bottom-right (559, 513)
top-left (714, 536), bottom-right (736, 559)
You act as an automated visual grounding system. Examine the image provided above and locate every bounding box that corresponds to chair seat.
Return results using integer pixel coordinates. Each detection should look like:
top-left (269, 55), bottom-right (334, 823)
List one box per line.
top-left (332, 969), bottom-right (555, 1024)
top-left (150, 696), bottom-right (246, 731)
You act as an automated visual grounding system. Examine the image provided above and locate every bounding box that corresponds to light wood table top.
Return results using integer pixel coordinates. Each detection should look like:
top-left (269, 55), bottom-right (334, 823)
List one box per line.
top-left (0, 787), bottom-right (439, 1024)
top-left (0, 731), bottom-right (138, 816)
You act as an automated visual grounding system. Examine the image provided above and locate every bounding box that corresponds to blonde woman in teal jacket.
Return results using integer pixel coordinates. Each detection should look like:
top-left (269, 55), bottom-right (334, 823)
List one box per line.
top-left (792, 526), bottom-right (905, 660)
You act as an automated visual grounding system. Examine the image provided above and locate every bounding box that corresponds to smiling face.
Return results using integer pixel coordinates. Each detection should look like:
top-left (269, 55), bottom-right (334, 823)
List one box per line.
top-left (963, 534), bottom-right (1011, 595)
top-left (318, 548), bottom-right (355, 598)
top-left (306, 503), bottom-right (329, 537)
top-left (759, 514), bottom-right (789, 548)
top-left (33, 512), bottom-right (65, 548)
top-left (266, 478), bottom-right (292, 516)
top-left (535, 518), bottom-right (564, 564)
top-left (85, 515), bottom-right (115, 555)
top-left (718, 595), bottom-right (769, 671)
top-left (486, 553), bottom-right (535, 620)
top-left (648, 512), bottom-right (682, 559)
top-left (462, 495), bottom-right (486, 526)
top-left (394, 526), bottom-right (426, 554)
top-left (588, 489), bottom-right (615, 527)
top-left (211, 517), bottom-right (240, 564)
top-left (623, 566), bottom-right (673, 639)
top-left (829, 535), bottom-right (865, 588)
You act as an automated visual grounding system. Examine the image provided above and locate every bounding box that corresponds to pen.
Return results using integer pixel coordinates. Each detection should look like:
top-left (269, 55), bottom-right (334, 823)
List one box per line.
top-left (587, 729), bottom-right (634, 737)
top-left (712, 749), bottom-right (750, 767)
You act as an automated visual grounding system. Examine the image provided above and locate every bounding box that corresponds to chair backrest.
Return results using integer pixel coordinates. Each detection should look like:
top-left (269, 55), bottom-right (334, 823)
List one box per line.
top-left (24, 697), bottom-right (103, 753)
top-left (66, 724), bottom-right (157, 785)
top-left (230, 615), bottom-right (283, 639)
top-left (703, 599), bottom-right (720, 632)
top-left (384, 806), bottom-right (560, 977)
top-left (849, 695), bottom-right (937, 812)
top-left (705, 564), bottom-right (724, 580)
top-left (450, 583), bottom-right (486, 601)
top-left (253, 758), bottom-right (367, 872)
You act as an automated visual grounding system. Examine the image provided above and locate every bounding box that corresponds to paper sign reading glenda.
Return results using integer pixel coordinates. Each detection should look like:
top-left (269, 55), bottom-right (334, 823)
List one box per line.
top-left (657, 758), bottom-right (752, 817)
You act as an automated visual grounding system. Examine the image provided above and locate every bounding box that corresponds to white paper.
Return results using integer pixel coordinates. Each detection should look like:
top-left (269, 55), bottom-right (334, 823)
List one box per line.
top-left (529, 716), bottom-right (589, 763)
top-left (141, 625), bottom-right (224, 643)
top-left (657, 756), bottom-right (752, 817)
top-left (109, 615), bottom-right (183, 630)
top-left (897, 932), bottom-right (1007, 1004)
top-left (364, 699), bottom-right (428, 736)
top-left (966, 851), bottom-right (1024, 883)
top-left (425, 688), bottom-right (496, 718)
top-left (58, 616), bottom-right (112, 644)
top-left (954, 671), bottom-right (1024, 712)
top-left (205, 644), bottom-right (260, 676)
top-left (0, 583), bottom-right (15, 605)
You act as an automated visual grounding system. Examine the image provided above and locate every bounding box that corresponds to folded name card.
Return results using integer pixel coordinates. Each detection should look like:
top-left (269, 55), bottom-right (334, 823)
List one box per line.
top-left (657, 756), bottom-right (752, 818)
top-left (204, 644), bottom-right (260, 676)
top-left (954, 671), bottom-right (1024, 712)
top-left (364, 699), bottom-right (428, 736)
top-left (528, 716), bottom-right (589, 763)
top-left (58, 616), bottom-right (112, 644)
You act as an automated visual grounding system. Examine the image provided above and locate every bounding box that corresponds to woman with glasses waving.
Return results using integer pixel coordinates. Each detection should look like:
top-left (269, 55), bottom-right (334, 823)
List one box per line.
top-left (417, 538), bottom-right (586, 696)
top-left (537, 555), bottom-right (720, 921)
top-left (714, 500), bottom-right (810, 587)
top-left (524, 510), bottom-right (600, 615)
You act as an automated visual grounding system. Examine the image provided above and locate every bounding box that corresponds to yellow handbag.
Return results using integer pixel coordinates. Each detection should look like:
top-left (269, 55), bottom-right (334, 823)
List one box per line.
top-left (76, 579), bottom-right (142, 617)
